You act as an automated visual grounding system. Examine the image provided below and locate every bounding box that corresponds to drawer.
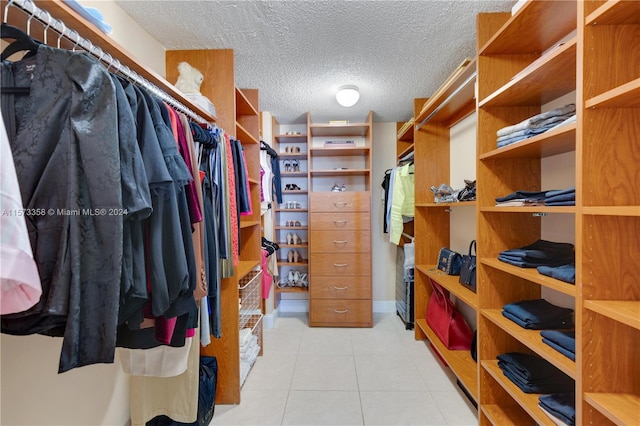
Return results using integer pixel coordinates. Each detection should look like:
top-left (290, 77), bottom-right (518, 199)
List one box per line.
top-left (309, 230), bottom-right (370, 253)
top-left (310, 212), bottom-right (370, 230)
top-left (309, 299), bottom-right (372, 326)
top-left (310, 253), bottom-right (371, 276)
top-left (310, 275), bottom-right (371, 300)
top-left (309, 192), bottom-right (370, 213)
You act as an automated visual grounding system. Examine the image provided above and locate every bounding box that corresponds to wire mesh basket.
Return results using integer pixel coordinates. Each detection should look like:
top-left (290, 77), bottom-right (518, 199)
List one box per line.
top-left (239, 268), bottom-right (262, 331)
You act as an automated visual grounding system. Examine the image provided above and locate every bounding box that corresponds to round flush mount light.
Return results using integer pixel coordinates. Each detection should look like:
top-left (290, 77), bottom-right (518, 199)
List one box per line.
top-left (336, 85), bottom-right (360, 107)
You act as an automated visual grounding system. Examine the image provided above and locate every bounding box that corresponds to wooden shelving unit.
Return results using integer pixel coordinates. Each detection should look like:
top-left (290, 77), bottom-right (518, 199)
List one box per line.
top-left (166, 49), bottom-right (262, 405)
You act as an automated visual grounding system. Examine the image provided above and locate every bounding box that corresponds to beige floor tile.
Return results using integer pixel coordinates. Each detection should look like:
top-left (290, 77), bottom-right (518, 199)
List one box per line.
top-left (241, 352), bottom-right (296, 391)
top-left (360, 391), bottom-right (448, 425)
top-left (291, 354), bottom-right (358, 391)
top-left (208, 390), bottom-right (288, 425)
top-left (354, 354), bottom-right (428, 391)
top-left (298, 327), bottom-right (353, 355)
top-left (262, 328), bottom-right (302, 355)
top-left (282, 390), bottom-right (363, 425)
top-left (430, 390), bottom-right (478, 425)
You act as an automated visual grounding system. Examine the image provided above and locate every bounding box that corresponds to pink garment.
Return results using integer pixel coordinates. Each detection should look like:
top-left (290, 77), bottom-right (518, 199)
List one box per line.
top-left (261, 249), bottom-right (273, 299)
top-left (0, 120), bottom-right (41, 314)
top-left (225, 133), bottom-right (239, 266)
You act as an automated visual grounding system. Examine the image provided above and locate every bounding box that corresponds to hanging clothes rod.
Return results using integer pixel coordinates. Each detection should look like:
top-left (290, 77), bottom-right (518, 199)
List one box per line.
top-left (3, 0), bottom-right (209, 125)
top-left (415, 71), bottom-right (477, 131)
top-left (402, 233), bottom-right (415, 242)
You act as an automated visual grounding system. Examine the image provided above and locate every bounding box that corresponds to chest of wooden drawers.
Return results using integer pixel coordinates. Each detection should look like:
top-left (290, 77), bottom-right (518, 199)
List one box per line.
top-left (308, 192), bottom-right (372, 327)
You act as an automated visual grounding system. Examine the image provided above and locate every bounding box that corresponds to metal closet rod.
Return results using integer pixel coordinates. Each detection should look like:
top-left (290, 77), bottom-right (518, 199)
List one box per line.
top-left (4, 0), bottom-right (208, 125)
top-left (415, 71), bottom-right (477, 131)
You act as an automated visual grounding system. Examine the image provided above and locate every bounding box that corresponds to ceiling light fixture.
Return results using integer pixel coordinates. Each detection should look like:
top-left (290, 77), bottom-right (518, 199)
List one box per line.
top-left (336, 85), bottom-right (360, 107)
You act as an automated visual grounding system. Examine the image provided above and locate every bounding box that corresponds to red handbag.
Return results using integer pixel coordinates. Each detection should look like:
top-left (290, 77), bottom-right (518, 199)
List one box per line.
top-left (426, 277), bottom-right (473, 350)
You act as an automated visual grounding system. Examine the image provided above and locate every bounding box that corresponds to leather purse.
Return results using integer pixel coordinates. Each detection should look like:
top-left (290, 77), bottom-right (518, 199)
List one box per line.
top-left (437, 247), bottom-right (462, 275)
top-left (459, 240), bottom-right (477, 292)
top-left (426, 278), bottom-right (473, 350)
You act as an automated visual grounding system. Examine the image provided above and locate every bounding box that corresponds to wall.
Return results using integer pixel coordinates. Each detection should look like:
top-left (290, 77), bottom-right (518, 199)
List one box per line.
top-left (0, 1), bottom-right (166, 425)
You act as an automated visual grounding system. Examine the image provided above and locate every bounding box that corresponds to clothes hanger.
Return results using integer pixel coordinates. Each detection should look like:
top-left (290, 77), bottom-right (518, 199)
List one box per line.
top-left (0, 23), bottom-right (41, 61)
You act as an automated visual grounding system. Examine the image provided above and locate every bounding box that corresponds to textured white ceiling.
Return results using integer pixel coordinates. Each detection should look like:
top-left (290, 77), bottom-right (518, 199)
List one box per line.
top-left (115, 0), bottom-right (516, 124)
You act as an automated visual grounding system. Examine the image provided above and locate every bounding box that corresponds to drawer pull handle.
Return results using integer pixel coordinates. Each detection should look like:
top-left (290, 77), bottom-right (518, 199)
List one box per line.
top-left (333, 220), bottom-right (347, 227)
top-left (333, 286), bottom-right (348, 290)
top-left (333, 263), bottom-right (348, 267)
top-left (334, 309), bottom-right (349, 314)
top-left (333, 202), bottom-right (348, 208)
top-left (333, 240), bottom-right (347, 245)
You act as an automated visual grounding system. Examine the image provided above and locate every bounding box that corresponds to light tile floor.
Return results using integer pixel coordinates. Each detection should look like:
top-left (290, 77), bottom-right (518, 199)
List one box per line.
top-left (210, 313), bottom-right (478, 426)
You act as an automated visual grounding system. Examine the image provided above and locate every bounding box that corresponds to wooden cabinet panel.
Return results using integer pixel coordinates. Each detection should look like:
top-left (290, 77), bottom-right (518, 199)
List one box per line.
top-left (309, 275), bottom-right (371, 300)
top-left (309, 212), bottom-right (371, 230)
top-left (309, 191), bottom-right (371, 212)
top-left (310, 253), bottom-right (371, 276)
top-left (309, 299), bottom-right (373, 326)
top-left (309, 230), bottom-right (370, 253)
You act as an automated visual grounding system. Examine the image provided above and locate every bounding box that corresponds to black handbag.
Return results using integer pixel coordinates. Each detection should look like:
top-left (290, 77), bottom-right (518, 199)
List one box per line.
top-left (459, 240), bottom-right (477, 292)
top-left (437, 247), bottom-right (462, 275)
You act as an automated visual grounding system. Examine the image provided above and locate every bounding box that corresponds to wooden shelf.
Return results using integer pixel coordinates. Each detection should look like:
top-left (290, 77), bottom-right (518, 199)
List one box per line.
top-left (277, 259), bottom-right (309, 267)
top-left (482, 360), bottom-right (557, 426)
top-left (397, 143), bottom-right (415, 162)
top-left (310, 123), bottom-right (369, 137)
top-left (585, 78), bottom-right (640, 109)
top-left (479, 38), bottom-right (576, 107)
top-left (236, 121), bottom-right (259, 144)
top-left (478, 0), bottom-right (576, 55)
top-left (479, 123), bottom-right (576, 160)
top-left (281, 171), bottom-right (308, 178)
top-left (283, 190), bottom-right (308, 195)
top-left (397, 120), bottom-right (414, 141)
top-left (480, 205), bottom-right (575, 214)
top-left (586, 0), bottom-right (640, 26)
top-left (481, 404), bottom-right (535, 426)
top-left (240, 220), bottom-right (261, 229)
top-left (310, 169), bottom-right (370, 177)
top-left (274, 286), bottom-right (309, 294)
top-left (248, 178), bottom-right (259, 185)
top-left (278, 243), bottom-right (308, 249)
top-left (275, 134), bottom-right (308, 143)
top-left (416, 58), bottom-right (476, 127)
top-left (416, 319), bottom-right (478, 401)
top-left (235, 87), bottom-right (258, 116)
top-left (275, 208), bottom-right (309, 213)
top-left (415, 201), bottom-right (476, 208)
top-left (310, 147), bottom-right (370, 157)
top-left (275, 226), bottom-right (308, 231)
top-left (584, 300), bottom-right (640, 330)
top-left (582, 206), bottom-right (640, 217)
top-left (279, 153), bottom-right (308, 159)
top-left (481, 258), bottom-right (576, 297)
top-left (237, 260), bottom-right (261, 281)
top-left (416, 265), bottom-right (478, 309)
top-left (584, 393), bottom-right (640, 426)
top-left (482, 309), bottom-right (576, 379)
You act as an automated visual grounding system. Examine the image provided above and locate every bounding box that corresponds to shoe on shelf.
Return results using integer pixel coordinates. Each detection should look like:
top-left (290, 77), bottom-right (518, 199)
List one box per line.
top-left (290, 184), bottom-right (301, 191)
top-left (293, 250), bottom-right (300, 263)
top-left (340, 183), bottom-right (346, 192)
top-left (288, 270), bottom-right (295, 285)
top-left (287, 250), bottom-right (294, 263)
top-left (293, 270), bottom-right (301, 286)
top-left (292, 232), bottom-right (301, 245)
top-left (331, 183), bottom-right (341, 192)
top-left (299, 273), bottom-right (308, 288)
top-left (292, 159), bottom-right (300, 172)
top-left (294, 221), bottom-right (302, 227)
top-left (286, 232), bottom-right (293, 244)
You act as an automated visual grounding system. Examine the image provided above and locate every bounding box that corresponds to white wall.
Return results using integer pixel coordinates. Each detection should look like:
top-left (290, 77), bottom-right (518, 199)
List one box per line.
top-left (1, 1), bottom-right (166, 425)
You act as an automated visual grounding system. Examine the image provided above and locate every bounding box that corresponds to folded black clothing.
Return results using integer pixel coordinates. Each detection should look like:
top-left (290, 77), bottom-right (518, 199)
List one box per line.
top-left (499, 239), bottom-right (574, 260)
top-left (544, 187), bottom-right (575, 198)
top-left (499, 254), bottom-right (575, 268)
top-left (540, 330), bottom-right (575, 352)
top-left (537, 264), bottom-right (575, 284)
top-left (502, 310), bottom-right (573, 330)
top-left (497, 352), bottom-right (572, 382)
top-left (501, 367), bottom-right (574, 394)
top-left (539, 393), bottom-right (576, 426)
top-left (503, 299), bottom-right (574, 325)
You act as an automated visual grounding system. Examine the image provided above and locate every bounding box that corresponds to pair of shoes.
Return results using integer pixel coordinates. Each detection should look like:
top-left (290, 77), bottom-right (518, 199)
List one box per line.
top-left (291, 159), bottom-right (300, 172)
top-left (286, 232), bottom-right (302, 245)
top-left (287, 270), bottom-right (308, 287)
top-left (284, 201), bottom-right (301, 209)
top-left (285, 220), bottom-right (302, 227)
top-left (287, 250), bottom-right (302, 263)
top-left (283, 160), bottom-right (292, 172)
top-left (331, 183), bottom-right (347, 192)
top-left (285, 184), bottom-right (302, 191)
top-left (284, 145), bottom-right (301, 153)
top-left (285, 131), bottom-right (301, 136)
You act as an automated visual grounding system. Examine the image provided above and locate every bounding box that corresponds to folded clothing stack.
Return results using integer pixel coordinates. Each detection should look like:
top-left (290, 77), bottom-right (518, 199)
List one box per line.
top-left (239, 327), bottom-right (261, 385)
top-left (496, 104), bottom-right (576, 148)
top-left (537, 264), bottom-right (575, 284)
top-left (541, 330), bottom-right (575, 361)
top-left (539, 393), bottom-right (576, 426)
top-left (544, 187), bottom-right (575, 206)
top-left (502, 299), bottom-right (574, 330)
top-left (498, 239), bottom-right (574, 268)
top-left (497, 352), bottom-right (574, 394)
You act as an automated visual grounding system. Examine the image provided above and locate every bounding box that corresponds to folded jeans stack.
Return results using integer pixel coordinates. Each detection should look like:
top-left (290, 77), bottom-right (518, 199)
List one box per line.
top-left (537, 263), bottom-right (575, 284)
top-left (498, 239), bottom-right (574, 268)
top-left (497, 352), bottom-right (574, 394)
top-left (502, 299), bottom-right (574, 330)
top-left (540, 330), bottom-right (576, 361)
top-left (544, 187), bottom-right (575, 206)
top-left (496, 104), bottom-right (576, 148)
top-left (539, 393), bottom-right (576, 426)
